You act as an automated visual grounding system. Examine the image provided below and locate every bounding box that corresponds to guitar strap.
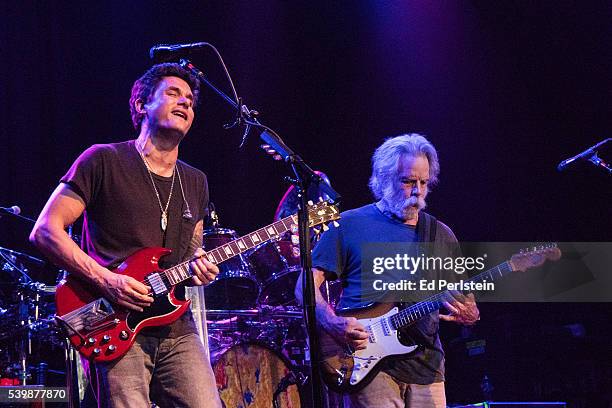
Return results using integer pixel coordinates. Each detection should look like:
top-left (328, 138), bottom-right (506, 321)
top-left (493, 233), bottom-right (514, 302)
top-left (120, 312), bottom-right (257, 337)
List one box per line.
top-left (416, 211), bottom-right (438, 243)
top-left (398, 211), bottom-right (439, 336)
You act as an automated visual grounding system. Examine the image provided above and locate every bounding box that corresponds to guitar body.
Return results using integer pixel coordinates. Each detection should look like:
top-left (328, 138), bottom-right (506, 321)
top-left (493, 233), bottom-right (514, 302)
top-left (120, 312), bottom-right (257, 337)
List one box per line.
top-left (55, 247), bottom-right (190, 363)
top-left (320, 303), bottom-right (419, 393)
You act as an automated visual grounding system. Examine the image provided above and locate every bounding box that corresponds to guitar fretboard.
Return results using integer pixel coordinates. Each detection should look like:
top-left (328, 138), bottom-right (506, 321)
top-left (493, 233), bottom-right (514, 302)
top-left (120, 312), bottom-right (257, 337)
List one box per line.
top-left (160, 214), bottom-right (299, 287)
top-left (389, 261), bottom-right (514, 330)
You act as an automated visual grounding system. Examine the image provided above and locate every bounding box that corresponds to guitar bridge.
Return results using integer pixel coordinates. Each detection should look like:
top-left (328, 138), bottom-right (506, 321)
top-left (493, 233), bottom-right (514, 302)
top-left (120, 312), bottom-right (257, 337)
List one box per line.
top-left (58, 298), bottom-right (116, 332)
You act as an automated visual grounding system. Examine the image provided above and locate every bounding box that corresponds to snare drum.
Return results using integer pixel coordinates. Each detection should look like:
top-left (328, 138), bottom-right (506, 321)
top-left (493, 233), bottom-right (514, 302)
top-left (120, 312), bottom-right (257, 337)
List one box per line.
top-left (212, 342), bottom-right (301, 408)
top-left (247, 240), bottom-right (301, 306)
top-left (203, 228), bottom-right (259, 310)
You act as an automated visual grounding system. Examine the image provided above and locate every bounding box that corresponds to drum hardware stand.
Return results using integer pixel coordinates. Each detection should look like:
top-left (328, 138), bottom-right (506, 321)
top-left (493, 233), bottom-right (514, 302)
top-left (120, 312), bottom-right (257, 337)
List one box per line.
top-left (170, 47), bottom-right (341, 407)
top-left (64, 339), bottom-right (87, 408)
top-left (12, 279), bottom-right (51, 386)
top-left (273, 370), bottom-right (307, 408)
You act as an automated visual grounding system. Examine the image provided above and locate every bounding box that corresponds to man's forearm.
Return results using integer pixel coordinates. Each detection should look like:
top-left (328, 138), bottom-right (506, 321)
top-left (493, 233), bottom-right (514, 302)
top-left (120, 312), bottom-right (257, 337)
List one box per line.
top-left (30, 222), bottom-right (109, 287)
top-left (295, 269), bottom-right (341, 332)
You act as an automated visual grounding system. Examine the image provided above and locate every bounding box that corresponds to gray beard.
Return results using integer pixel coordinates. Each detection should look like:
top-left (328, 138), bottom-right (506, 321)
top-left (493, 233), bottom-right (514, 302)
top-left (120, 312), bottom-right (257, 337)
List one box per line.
top-left (382, 194), bottom-right (426, 221)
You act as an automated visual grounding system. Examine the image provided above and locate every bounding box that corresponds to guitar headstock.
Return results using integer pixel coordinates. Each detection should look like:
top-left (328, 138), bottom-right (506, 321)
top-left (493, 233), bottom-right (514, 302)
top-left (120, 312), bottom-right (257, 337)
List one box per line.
top-left (509, 243), bottom-right (562, 272)
top-left (305, 199), bottom-right (340, 231)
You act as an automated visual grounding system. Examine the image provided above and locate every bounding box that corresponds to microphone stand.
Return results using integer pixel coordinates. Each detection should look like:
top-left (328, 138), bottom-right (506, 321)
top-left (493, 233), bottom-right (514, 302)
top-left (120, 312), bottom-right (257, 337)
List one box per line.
top-left (179, 58), bottom-right (340, 407)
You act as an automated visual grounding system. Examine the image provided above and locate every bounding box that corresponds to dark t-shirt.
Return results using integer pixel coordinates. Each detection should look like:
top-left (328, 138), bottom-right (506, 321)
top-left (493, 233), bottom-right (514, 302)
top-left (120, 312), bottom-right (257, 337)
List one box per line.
top-left (311, 203), bottom-right (460, 384)
top-left (61, 139), bottom-right (208, 337)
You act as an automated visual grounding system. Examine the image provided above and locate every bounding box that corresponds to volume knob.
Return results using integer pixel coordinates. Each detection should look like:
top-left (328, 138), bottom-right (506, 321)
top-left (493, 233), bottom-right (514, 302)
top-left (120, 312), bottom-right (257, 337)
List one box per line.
top-left (119, 331), bottom-right (129, 340)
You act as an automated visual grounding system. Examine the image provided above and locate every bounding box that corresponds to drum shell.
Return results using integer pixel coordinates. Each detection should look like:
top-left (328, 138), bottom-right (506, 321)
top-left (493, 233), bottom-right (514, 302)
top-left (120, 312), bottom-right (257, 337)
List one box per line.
top-left (247, 240), bottom-right (301, 306)
top-left (212, 342), bottom-right (301, 408)
top-left (203, 228), bottom-right (258, 310)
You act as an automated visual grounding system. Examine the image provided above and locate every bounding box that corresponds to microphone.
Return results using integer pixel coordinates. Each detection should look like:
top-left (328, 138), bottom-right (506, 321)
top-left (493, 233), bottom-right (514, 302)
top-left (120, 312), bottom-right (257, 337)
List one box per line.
top-left (0, 205), bottom-right (21, 215)
top-left (149, 42), bottom-right (209, 62)
top-left (0, 204), bottom-right (37, 223)
top-left (557, 139), bottom-right (611, 172)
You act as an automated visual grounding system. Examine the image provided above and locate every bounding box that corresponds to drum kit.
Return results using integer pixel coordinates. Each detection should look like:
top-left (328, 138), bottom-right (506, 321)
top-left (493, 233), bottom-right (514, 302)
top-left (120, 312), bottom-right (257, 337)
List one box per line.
top-left (0, 245), bottom-right (64, 387)
top-left (203, 227), bottom-right (305, 310)
top-left (197, 226), bottom-right (341, 407)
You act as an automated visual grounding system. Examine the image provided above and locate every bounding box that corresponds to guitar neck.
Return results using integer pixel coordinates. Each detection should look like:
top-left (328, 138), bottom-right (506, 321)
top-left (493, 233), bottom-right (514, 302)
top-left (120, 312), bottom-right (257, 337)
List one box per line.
top-left (159, 214), bottom-right (299, 288)
top-left (389, 261), bottom-right (514, 330)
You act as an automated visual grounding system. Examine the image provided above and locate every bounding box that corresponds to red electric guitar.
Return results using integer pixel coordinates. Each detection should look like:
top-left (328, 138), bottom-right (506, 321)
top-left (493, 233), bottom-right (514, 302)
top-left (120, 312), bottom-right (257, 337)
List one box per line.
top-left (55, 201), bottom-right (339, 362)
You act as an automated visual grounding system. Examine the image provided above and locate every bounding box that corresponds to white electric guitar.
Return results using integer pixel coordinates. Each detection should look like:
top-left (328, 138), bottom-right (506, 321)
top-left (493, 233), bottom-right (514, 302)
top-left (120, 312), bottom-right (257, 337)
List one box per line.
top-left (319, 244), bottom-right (562, 392)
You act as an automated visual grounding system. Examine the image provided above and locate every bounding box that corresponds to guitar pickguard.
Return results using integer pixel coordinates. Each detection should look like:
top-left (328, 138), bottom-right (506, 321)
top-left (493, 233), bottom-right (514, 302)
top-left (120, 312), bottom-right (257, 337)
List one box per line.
top-left (348, 307), bottom-right (419, 386)
top-left (320, 305), bottom-right (420, 392)
top-left (126, 293), bottom-right (180, 332)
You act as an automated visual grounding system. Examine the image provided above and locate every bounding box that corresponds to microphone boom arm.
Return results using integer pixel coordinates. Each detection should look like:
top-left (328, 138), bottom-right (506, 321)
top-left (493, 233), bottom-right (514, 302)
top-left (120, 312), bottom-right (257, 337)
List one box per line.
top-left (557, 138), bottom-right (611, 174)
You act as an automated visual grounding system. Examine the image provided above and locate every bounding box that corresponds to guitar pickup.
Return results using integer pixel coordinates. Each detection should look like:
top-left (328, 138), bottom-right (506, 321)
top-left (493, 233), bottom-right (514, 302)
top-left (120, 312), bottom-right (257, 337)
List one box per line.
top-left (147, 272), bottom-right (168, 295)
top-left (381, 317), bottom-right (392, 336)
top-left (367, 325), bottom-right (377, 343)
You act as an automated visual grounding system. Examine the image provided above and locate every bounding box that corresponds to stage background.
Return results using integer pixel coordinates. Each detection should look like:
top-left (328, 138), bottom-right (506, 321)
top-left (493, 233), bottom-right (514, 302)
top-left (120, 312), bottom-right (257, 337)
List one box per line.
top-left (1, 2), bottom-right (611, 406)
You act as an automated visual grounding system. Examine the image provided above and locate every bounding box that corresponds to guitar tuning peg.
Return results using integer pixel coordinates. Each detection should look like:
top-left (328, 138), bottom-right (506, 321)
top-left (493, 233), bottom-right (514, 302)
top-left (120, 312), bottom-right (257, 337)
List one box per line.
top-left (308, 200), bottom-right (314, 206)
top-left (322, 223), bottom-right (329, 231)
top-left (313, 227), bottom-right (321, 235)
top-left (319, 196), bottom-right (324, 202)
top-left (333, 221), bottom-right (340, 228)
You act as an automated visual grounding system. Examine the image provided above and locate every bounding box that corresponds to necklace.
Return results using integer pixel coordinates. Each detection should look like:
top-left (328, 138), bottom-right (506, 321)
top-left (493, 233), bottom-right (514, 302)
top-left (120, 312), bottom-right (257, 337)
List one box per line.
top-left (137, 147), bottom-right (176, 232)
top-left (176, 165), bottom-right (193, 220)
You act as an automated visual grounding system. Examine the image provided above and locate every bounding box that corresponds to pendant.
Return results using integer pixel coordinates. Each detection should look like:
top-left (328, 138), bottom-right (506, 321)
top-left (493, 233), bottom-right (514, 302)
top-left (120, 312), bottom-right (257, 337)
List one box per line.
top-left (182, 209), bottom-right (193, 220)
top-left (161, 212), bottom-right (168, 231)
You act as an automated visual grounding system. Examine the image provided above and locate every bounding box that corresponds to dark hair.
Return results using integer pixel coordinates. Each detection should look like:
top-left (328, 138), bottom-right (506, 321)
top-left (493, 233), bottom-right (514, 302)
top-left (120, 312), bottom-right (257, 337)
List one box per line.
top-left (129, 63), bottom-right (201, 131)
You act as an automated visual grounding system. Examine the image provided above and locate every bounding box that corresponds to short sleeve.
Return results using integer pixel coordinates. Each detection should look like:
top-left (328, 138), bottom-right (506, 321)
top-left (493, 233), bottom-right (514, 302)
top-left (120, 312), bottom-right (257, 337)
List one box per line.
top-left (311, 222), bottom-right (345, 281)
top-left (60, 145), bottom-right (105, 206)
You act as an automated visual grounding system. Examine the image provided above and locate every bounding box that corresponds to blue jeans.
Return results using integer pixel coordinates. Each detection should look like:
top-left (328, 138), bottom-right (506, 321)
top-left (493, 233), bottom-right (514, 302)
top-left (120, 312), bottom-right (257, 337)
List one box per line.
top-left (84, 332), bottom-right (221, 408)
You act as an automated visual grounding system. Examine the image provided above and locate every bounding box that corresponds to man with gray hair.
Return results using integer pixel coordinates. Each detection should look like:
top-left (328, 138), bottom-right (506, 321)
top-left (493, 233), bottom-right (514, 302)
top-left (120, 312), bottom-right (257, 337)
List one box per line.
top-left (297, 134), bottom-right (479, 407)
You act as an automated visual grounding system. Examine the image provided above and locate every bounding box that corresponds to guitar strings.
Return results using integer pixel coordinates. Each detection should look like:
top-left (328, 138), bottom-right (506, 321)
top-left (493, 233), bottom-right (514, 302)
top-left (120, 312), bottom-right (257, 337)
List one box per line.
top-left (60, 208), bottom-right (334, 325)
top-left (365, 261), bottom-right (512, 332)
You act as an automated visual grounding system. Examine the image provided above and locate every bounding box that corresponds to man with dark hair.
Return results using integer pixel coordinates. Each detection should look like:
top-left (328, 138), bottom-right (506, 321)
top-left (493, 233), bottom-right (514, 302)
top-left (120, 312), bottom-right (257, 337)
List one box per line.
top-left (297, 134), bottom-right (479, 407)
top-left (31, 63), bottom-right (222, 407)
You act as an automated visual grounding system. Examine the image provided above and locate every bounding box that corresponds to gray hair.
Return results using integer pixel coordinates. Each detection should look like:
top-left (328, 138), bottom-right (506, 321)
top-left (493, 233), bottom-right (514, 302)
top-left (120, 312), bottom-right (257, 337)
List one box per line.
top-left (369, 133), bottom-right (440, 200)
